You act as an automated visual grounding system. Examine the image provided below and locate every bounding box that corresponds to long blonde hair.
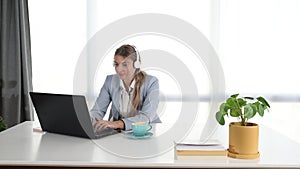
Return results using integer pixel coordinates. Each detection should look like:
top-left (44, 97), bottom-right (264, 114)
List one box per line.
top-left (114, 44), bottom-right (146, 110)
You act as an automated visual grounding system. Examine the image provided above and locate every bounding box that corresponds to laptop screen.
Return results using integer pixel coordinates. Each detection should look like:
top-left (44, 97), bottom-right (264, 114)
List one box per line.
top-left (29, 92), bottom-right (96, 138)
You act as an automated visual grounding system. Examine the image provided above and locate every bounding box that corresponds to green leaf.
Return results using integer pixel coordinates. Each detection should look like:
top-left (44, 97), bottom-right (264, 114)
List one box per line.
top-left (0, 116), bottom-right (6, 132)
top-left (230, 109), bottom-right (240, 117)
top-left (249, 104), bottom-right (257, 118)
top-left (237, 98), bottom-right (246, 107)
top-left (258, 104), bottom-right (264, 116)
top-left (230, 93), bottom-right (239, 98)
top-left (251, 103), bottom-right (258, 113)
top-left (244, 96), bottom-right (254, 100)
top-left (219, 103), bottom-right (228, 117)
top-left (226, 97), bottom-right (238, 109)
top-left (216, 111), bottom-right (225, 125)
top-left (257, 96), bottom-right (270, 108)
top-left (262, 104), bottom-right (270, 112)
top-left (244, 104), bottom-right (254, 119)
top-left (224, 103), bottom-right (231, 112)
top-left (219, 103), bottom-right (226, 112)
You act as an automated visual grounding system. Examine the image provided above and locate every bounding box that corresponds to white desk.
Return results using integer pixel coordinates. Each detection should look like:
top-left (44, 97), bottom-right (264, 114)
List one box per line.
top-left (0, 121), bottom-right (300, 168)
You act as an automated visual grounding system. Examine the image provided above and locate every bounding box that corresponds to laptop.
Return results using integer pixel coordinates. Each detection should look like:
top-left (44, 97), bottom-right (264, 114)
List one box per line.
top-left (29, 92), bottom-right (119, 139)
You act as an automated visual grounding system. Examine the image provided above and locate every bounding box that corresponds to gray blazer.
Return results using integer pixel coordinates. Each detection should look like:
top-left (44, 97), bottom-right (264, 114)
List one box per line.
top-left (90, 74), bottom-right (161, 130)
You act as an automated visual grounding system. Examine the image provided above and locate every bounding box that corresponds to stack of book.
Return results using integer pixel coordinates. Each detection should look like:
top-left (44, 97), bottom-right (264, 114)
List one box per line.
top-left (174, 140), bottom-right (227, 160)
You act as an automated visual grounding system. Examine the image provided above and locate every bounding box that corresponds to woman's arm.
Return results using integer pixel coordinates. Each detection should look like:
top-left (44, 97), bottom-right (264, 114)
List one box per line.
top-left (89, 76), bottom-right (112, 121)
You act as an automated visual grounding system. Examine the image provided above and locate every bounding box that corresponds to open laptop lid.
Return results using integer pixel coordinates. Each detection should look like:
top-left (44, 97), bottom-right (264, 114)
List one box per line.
top-left (29, 92), bottom-right (96, 139)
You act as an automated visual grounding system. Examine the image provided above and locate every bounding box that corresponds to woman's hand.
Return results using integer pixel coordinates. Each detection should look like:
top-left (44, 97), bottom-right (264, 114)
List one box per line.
top-left (93, 117), bottom-right (124, 131)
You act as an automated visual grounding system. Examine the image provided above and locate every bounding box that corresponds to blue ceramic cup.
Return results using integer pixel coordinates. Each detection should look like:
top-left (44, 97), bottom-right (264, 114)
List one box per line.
top-left (132, 122), bottom-right (152, 136)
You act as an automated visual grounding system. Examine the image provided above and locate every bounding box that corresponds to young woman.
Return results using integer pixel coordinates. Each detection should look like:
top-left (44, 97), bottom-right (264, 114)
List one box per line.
top-left (90, 44), bottom-right (161, 131)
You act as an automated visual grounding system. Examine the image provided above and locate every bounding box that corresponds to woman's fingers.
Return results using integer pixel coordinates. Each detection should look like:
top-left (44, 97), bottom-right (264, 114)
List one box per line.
top-left (94, 120), bottom-right (109, 131)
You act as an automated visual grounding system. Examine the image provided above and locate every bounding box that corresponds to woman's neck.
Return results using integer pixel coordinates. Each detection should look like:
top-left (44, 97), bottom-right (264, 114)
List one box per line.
top-left (123, 70), bottom-right (137, 91)
top-left (123, 78), bottom-right (134, 91)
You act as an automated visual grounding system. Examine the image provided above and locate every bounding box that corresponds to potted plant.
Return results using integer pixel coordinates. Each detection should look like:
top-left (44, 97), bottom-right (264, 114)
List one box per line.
top-left (0, 116), bottom-right (6, 132)
top-left (215, 93), bottom-right (270, 159)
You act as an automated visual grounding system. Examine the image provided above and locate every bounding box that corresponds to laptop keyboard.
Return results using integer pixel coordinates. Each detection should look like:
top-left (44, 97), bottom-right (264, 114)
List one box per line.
top-left (94, 127), bottom-right (119, 138)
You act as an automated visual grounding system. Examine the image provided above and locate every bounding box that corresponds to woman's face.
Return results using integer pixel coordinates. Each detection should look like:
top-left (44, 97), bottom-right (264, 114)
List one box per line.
top-left (114, 55), bottom-right (136, 81)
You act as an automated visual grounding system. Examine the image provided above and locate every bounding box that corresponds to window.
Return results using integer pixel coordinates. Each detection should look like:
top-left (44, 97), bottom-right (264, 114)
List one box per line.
top-left (29, 0), bottom-right (300, 143)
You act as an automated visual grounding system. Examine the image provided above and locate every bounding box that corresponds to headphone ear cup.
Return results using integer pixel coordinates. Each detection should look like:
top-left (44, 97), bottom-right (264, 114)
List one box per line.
top-left (134, 60), bottom-right (141, 69)
top-left (132, 45), bottom-right (141, 69)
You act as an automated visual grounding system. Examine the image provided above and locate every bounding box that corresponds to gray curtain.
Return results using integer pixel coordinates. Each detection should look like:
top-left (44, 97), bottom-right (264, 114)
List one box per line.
top-left (0, 0), bottom-right (33, 128)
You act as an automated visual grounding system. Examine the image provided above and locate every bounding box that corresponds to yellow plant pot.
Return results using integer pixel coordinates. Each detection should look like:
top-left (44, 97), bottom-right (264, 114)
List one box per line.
top-left (228, 122), bottom-right (260, 159)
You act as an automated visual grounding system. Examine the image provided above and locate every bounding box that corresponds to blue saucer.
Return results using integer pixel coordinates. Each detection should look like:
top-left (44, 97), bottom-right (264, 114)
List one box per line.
top-left (124, 132), bottom-right (153, 139)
